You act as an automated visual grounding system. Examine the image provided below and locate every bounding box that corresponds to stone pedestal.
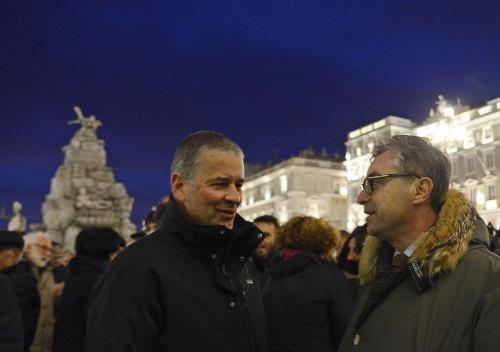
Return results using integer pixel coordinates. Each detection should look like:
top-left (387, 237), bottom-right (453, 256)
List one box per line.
top-left (42, 106), bottom-right (136, 252)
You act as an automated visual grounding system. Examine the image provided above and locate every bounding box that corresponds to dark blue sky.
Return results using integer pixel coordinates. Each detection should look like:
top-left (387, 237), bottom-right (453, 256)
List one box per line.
top-left (1, 1), bottom-right (500, 228)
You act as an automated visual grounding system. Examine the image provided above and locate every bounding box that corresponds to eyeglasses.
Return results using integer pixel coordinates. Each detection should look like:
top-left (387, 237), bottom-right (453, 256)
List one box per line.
top-left (361, 173), bottom-right (420, 194)
top-left (33, 244), bottom-right (52, 253)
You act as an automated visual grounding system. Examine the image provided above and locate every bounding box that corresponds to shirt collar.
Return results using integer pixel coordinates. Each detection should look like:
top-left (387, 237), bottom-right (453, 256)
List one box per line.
top-left (394, 240), bottom-right (418, 258)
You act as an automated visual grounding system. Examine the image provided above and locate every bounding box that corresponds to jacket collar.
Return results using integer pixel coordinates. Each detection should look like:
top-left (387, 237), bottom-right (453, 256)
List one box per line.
top-left (269, 251), bottom-right (322, 278)
top-left (68, 255), bottom-right (106, 274)
top-left (159, 196), bottom-right (263, 260)
top-left (360, 189), bottom-right (487, 285)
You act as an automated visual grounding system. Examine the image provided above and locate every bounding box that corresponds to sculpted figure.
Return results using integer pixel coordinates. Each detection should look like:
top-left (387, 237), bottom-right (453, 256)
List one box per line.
top-left (7, 201), bottom-right (27, 232)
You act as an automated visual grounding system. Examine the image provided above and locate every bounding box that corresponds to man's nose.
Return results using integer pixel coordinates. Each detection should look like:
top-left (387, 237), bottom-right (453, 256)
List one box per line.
top-left (225, 185), bottom-right (241, 204)
top-left (357, 190), bottom-right (369, 205)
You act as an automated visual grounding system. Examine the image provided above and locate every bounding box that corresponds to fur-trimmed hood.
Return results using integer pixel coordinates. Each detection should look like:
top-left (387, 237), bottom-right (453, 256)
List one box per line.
top-left (359, 189), bottom-right (489, 284)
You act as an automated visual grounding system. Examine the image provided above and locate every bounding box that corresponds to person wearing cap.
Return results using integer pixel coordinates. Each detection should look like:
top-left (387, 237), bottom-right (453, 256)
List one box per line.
top-left (338, 135), bottom-right (500, 352)
top-left (0, 231), bottom-right (40, 352)
top-left (86, 131), bottom-right (266, 352)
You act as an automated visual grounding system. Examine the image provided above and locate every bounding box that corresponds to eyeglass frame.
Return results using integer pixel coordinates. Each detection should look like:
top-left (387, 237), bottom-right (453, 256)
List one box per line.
top-left (361, 173), bottom-right (421, 194)
top-left (32, 243), bottom-right (52, 253)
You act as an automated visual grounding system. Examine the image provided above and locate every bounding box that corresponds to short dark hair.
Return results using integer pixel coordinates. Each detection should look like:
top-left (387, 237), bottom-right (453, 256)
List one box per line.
top-left (170, 131), bottom-right (244, 181)
top-left (254, 215), bottom-right (280, 229)
top-left (372, 135), bottom-right (451, 213)
top-left (75, 228), bottom-right (121, 262)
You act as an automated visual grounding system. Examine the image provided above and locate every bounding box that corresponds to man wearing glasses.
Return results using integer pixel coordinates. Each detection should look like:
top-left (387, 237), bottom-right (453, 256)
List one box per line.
top-left (338, 135), bottom-right (500, 352)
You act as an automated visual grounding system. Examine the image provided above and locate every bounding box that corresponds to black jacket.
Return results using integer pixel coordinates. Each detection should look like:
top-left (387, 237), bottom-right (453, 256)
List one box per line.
top-left (2, 261), bottom-right (40, 352)
top-left (0, 271), bottom-right (24, 352)
top-left (263, 252), bottom-right (354, 352)
top-left (85, 198), bottom-right (266, 352)
top-left (53, 255), bottom-right (105, 352)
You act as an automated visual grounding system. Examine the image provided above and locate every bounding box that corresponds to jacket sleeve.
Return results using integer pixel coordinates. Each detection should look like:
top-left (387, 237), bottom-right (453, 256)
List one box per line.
top-left (473, 268), bottom-right (500, 351)
top-left (326, 264), bottom-right (355, 351)
top-left (84, 259), bottom-right (164, 352)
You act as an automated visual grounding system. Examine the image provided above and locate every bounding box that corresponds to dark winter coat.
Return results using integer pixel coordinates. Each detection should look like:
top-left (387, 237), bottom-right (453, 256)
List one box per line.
top-left (0, 271), bottom-right (24, 352)
top-left (263, 252), bottom-right (354, 352)
top-left (53, 255), bottom-right (105, 352)
top-left (85, 197), bottom-right (266, 352)
top-left (2, 261), bottom-right (40, 352)
top-left (338, 189), bottom-right (500, 352)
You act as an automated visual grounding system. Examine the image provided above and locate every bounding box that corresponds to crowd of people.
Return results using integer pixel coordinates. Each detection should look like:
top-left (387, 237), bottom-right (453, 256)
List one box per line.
top-left (1, 131), bottom-right (499, 352)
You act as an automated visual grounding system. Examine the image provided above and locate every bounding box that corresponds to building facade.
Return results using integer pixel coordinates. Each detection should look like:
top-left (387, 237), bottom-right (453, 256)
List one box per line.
top-left (239, 152), bottom-right (348, 230)
top-left (345, 96), bottom-right (500, 230)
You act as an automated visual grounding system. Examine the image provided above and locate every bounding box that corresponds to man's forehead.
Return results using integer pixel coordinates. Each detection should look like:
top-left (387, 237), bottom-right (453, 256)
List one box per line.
top-left (36, 236), bottom-right (51, 245)
top-left (194, 150), bottom-right (244, 177)
top-left (367, 150), bottom-right (398, 176)
top-left (255, 222), bottom-right (277, 234)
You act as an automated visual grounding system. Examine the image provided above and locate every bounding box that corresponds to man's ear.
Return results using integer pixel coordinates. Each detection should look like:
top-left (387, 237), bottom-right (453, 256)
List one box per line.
top-left (171, 173), bottom-right (186, 201)
top-left (412, 177), bottom-right (433, 205)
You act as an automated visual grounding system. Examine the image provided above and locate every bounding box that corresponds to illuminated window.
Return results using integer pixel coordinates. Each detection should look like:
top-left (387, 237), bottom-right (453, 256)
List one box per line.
top-left (452, 159), bottom-right (458, 177)
top-left (464, 133), bottom-right (475, 149)
top-left (468, 188), bottom-right (476, 206)
top-left (333, 182), bottom-right (339, 194)
top-left (488, 185), bottom-right (496, 200)
top-left (367, 141), bottom-right (374, 152)
top-left (279, 205), bottom-right (288, 223)
top-left (483, 127), bottom-right (493, 144)
top-left (264, 189), bottom-right (271, 200)
top-left (485, 153), bottom-right (494, 169)
top-left (280, 175), bottom-right (288, 193)
top-left (466, 156), bottom-right (475, 174)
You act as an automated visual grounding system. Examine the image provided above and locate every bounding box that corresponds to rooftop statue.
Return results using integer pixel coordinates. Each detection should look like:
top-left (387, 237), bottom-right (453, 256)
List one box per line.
top-left (7, 201), bottom-right (27, 232)
top-left (435, 95), bottom-right (448, 116)
top-left (68, 106), bottom-right (102, 130)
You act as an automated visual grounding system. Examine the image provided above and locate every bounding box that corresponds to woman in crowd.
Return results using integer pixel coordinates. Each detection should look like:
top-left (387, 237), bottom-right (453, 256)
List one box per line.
top-left (337, 224), bottom-right (367, 297)
top-left (263, 215), bottom-right (354, 352)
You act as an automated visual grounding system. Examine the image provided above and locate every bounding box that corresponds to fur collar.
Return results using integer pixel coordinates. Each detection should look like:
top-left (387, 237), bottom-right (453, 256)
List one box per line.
top-left (359, 189), bottom-right (483, 284)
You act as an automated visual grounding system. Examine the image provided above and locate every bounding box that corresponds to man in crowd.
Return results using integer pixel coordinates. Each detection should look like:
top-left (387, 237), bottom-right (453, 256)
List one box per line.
top-left (23, 232), bottom-right (55, 352)
top-left (252, 215), bottom-right (279, 273)
top-left (339, 135), bottom-right (500, 351)
top-left (53, 227), bottom-right (122, 352)
top-left (86, 131), bottom-right (266, 352)
top-left (0, 231), bottom-right (40, 351)
top-left (0, 271), bottom-right (24, 352)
